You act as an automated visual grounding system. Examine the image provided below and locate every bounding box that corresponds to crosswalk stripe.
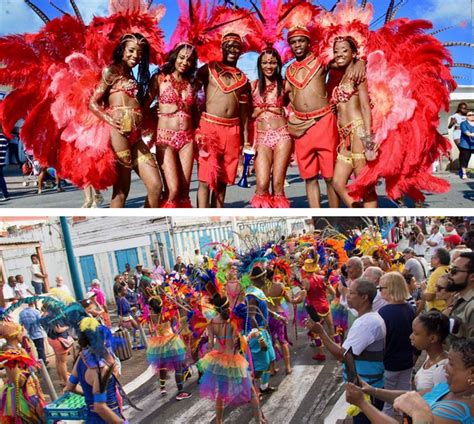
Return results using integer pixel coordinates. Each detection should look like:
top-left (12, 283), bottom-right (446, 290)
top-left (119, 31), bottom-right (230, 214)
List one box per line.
top-left (223, 364), bottom-right (323, 424)
top-left (256, 365), bottom-right (323, 423)
top-left (324, 391), bottom-right (349, 424)
top-left (125, 369), bottom-right (200, 422)
top-left (164, 398), bottom-right (216, 424)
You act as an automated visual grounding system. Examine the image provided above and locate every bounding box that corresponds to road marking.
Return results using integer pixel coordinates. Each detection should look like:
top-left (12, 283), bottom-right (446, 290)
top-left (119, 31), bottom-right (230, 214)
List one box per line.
top-left (164, 398), bottom-right (216, 424)
top-left (257, 364), bottom-right (323, 423)
top-left (123, 365), bottom-right (154, 394)
top-left (324, 391), bottom-right (349, 424)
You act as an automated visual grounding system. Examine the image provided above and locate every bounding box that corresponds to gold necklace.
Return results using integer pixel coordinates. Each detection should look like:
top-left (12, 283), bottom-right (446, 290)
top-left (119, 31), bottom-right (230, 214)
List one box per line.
top-left (426, 351), bottom-right (447, 368)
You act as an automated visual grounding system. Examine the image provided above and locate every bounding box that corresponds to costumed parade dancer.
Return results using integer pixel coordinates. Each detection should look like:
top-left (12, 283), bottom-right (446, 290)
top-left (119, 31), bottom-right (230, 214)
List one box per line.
top-left (0, 0), bottom-right (166, 208)
top-left (198, 294), bottom-right (265, 424)
top-left (235, 265), bottom-right (276, 395)
top-left (195, 27), bottom-right (251, 208)
top-left (315, 0), bottom-right (457, 204)
top-left (66, 317), bottom-right (128, 424)
top-left (89, 33), bottom-right (162, 208)
top-left (147, 40), bottom-right (197, 208)
top-left (263, 260), bottom-right (293, 374)
top-left (0, 321), bottom-right (46, 424)
top-left (296, 257), bottom-right (336, 361)
top-left (246, 0), bottom-right (298, 208)
top-left (282, 2), bottom-right (365, 208)
top-left (146, 293), bottom-right (192, 400)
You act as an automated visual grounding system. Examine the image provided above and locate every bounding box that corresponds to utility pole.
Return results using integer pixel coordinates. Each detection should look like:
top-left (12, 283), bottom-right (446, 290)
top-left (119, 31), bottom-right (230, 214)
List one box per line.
top-left (59, 217), bottom-right (84, 299)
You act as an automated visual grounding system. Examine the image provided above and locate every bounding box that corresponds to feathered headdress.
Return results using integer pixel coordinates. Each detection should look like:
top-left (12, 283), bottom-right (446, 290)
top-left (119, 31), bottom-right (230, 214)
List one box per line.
top-left (245, 0), bottom-right (316, 62)
top-left (317, 0), bottom-right (373, 66)
top-left (169, 0), bottom-right (254, 63)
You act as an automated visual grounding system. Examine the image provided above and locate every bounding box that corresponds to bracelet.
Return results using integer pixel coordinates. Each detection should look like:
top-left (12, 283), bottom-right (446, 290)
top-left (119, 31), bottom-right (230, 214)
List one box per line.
top-left (68, 374), bottom-right (79, 385)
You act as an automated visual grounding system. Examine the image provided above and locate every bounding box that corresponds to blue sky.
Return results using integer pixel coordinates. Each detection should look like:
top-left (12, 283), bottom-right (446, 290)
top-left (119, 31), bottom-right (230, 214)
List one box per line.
top-left (1, 0), bottom-right (472, 82)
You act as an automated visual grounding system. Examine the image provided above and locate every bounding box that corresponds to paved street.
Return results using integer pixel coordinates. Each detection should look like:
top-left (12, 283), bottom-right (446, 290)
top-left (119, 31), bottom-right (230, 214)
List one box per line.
top-left (1, 163), bottom-right (472, 208)
top-left (124, 327), bottom-right (346, 424)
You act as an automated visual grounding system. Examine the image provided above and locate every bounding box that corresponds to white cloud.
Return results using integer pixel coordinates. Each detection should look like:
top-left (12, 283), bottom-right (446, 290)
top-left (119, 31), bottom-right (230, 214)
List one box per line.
top-left (421, 0), bottom-right (471, 24)
top-left (0, 0), bottom-right (44, 35)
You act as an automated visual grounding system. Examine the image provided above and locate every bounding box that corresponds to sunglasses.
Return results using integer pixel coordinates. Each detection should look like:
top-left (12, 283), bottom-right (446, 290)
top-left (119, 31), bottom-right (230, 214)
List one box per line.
top-left (448, 267), bottom-right (470, 275)
top-left (377, 286), bottom-right (388, 291)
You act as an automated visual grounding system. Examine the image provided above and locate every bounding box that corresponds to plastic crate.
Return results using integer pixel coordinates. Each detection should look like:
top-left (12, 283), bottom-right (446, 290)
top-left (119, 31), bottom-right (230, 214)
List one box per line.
top-left (44, 392), bottom-right (88, 424)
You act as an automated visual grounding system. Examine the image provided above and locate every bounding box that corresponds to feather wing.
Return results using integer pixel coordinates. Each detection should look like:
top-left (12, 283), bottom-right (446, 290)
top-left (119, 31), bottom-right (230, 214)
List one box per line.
top-left (348, 18), bottom-right (455, 201)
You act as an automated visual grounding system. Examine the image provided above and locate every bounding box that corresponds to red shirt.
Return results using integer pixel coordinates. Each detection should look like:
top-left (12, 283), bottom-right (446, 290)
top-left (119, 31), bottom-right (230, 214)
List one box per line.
top-left (306, 274), bottom-right (330, 314)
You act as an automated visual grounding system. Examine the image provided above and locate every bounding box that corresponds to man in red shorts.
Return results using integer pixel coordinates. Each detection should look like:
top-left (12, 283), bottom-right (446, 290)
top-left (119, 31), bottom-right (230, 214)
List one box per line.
top-left (196, 32), bottom-right (250, 208)
top-left (284, 26), bottom-right (365, 208)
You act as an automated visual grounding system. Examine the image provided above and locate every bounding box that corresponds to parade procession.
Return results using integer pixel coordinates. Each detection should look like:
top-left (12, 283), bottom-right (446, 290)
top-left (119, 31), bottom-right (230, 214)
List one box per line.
top-left (0, 216), bottom-right (472, 423)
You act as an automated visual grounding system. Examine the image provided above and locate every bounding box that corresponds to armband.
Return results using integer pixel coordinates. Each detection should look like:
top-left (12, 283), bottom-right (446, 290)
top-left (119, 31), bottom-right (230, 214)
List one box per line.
top-left (239, 93), bottom-right (249, 104)
top-left (68, 374), bottom-right (79, 385)
top-left (93, 393), bottom-right (107, 403)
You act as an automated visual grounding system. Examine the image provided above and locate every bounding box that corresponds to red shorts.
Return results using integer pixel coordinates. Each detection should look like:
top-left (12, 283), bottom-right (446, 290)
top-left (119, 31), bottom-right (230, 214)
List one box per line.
top-left (294, 111), bottom-right (338, 180)
top-left (197, 112), bottom-right (241, 189)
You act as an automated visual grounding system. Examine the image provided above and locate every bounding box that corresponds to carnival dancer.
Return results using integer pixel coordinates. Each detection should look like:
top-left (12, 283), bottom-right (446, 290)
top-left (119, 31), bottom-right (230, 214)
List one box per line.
top-left (146, 295), bottom-right (192, 400)
top-left (65, 317), bottom-right (127, 424)
top-left (236, 265), bottom-right (276, 395)
top-left (297, 258), bottom-right (336, 361)
top-left (196, 32), bottom-right (251, 208)
top-left (0, 321), bottom-right (46, 423)
top-left (199, 294), bottom-right (265, 423)
top-left (250, 48), bottom-right (293, 208)
top-left (284, 23), bottom-right (365, 208)
top-left (147, 43), bottom-right (198, 208)
top-left (330, 37), bottom-right (377, 207)
top-left (263, 268), bottom-right (293, 374)
top-left (316, 0), bottom-right (456, 203)
top-left (89, 33), bottom-right (162, 208)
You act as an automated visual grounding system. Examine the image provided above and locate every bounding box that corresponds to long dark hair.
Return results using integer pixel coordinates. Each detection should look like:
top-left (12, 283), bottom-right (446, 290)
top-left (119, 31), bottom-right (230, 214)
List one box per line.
top-left (257, 47), bottom-right (283, 97)
top-left (160, 43), bottom-right (198, 82)
top-left (212, 294), bottom-right (230, 321)
top-left (112, 33), bottom-right (150, 105)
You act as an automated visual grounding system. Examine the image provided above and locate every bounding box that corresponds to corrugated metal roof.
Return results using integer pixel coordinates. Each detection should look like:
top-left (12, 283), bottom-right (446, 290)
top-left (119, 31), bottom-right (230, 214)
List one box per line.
top-left (0, 238), bottom-right (41, 246)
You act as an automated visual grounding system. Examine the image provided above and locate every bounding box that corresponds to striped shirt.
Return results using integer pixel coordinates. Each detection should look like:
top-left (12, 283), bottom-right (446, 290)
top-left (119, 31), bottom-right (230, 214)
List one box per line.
top-left (0, 133), bottom-right (8, 166)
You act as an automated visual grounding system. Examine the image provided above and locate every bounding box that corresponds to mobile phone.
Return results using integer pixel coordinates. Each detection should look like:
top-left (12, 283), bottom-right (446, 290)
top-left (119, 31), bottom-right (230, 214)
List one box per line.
top-left (344, 348), bottom-right (360, 386)
top-left (340, 275), bottom-right (348, 288)
top-left (305, 304), bottom-right (321, 323)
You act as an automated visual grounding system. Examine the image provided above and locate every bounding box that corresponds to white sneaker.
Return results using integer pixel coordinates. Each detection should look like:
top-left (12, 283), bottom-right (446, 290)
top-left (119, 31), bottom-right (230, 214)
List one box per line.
top-left (0, 195), bottom-right (7, 202)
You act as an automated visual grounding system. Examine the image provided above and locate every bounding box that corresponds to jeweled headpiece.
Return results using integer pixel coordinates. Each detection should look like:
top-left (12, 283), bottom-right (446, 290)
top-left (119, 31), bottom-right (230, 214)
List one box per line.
top-left (121, 33), bottom-right (148, 46)
top-left (287, 25), bottom-right (310, 40)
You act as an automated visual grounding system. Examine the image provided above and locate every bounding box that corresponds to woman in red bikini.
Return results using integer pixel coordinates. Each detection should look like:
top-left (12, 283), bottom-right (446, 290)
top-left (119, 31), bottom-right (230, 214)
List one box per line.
top-left (90, 33), bottom-right (162, 208)
top-left (250, 48), bottom-right (292, 208)
top-left (330, 36), bottom-right (377, 208)
top-left (147, 43), bottom-right (198, 208)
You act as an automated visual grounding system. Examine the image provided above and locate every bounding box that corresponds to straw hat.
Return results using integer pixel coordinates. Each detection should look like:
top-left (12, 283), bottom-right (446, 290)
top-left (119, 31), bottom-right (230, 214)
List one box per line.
top-left (302, 259), bottom-right (319, 273)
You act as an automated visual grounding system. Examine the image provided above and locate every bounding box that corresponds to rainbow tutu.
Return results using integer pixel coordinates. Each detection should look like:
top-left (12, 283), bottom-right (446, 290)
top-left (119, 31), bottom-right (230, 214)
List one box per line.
top-left (330, 300), bottom-right (348, 332)
top-left (146, 333), bottom-right (186, 371)
top-left (198, 350), bottom-right (252, 406)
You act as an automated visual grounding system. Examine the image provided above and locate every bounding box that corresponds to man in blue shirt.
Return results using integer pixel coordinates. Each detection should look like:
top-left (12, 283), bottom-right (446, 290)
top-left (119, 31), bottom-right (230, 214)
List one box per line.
top-left (459, 111), bottom-right (474, 179)
top-left (19, 302), bottom-right (48, 365)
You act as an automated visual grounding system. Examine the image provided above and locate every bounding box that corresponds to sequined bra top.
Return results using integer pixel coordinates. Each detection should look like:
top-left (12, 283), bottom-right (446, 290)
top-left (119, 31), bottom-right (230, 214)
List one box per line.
top-left (331, 81), bottom-right (358, 104)
top-left (157, 74), bottom-right (194, 111)
top-left (109, 76), bottom-right (139, 99)
top-left (252, 81), bottom-right (284, 110)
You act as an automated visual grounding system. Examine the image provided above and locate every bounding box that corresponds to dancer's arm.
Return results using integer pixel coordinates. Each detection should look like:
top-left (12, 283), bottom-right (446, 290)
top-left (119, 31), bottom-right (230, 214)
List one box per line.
top-left (89, 66), bottom-right (122, 131)
top-left (358, 81), bottom-right (371, 137)
top-left (89, 367), bottom-right (125, 424)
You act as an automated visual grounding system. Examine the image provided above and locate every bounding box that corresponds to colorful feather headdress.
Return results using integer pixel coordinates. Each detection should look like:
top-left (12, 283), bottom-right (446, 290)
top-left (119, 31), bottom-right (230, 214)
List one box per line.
top-left (317, 0), bottom-right (373, 66)
top-left (169, 0), bottom-right (255, 63)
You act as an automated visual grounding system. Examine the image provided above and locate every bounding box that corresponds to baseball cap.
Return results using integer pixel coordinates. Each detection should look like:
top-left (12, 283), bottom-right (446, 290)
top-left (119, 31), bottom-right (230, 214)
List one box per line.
top-left (444, 234), bottom-right (462, 246)
top-left (402, 247), bottom-right (415, 254)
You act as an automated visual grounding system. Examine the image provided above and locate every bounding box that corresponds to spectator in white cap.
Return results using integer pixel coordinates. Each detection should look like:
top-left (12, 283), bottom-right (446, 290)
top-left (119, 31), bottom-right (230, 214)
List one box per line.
top-left (88, 279), bottom-right (111, 327)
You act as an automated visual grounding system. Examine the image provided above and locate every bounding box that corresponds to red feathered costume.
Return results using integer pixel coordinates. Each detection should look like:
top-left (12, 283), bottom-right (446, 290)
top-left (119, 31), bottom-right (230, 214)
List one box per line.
top-left (316, 0), bottom-right (455, 202)
top-left (0, 0), bottom-right (166, 190)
